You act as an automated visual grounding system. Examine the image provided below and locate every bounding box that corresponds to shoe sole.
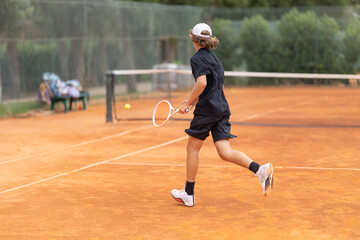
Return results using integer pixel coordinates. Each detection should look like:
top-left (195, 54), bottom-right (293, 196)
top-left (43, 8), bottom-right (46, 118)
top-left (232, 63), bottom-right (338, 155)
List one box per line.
top-left (171, 193), bottom-right (194, 207)
top-left (264, 163), bottom-right (274, 196)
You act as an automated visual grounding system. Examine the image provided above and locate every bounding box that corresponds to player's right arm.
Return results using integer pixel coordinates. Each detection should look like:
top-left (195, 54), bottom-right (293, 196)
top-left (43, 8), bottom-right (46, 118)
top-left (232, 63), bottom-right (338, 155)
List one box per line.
top-left (179, 75), bottom-right (207, 114)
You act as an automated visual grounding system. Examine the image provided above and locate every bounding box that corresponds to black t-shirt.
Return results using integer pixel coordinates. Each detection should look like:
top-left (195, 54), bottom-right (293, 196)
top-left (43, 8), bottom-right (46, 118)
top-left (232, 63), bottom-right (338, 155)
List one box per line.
top-left (190, 48), bottom-right (231, 116)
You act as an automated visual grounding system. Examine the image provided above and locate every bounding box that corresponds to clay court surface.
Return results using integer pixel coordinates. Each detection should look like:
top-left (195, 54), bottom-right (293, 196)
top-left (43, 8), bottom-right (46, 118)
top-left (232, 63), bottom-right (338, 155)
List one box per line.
top-left (0, 87), bottom-right (359, 239)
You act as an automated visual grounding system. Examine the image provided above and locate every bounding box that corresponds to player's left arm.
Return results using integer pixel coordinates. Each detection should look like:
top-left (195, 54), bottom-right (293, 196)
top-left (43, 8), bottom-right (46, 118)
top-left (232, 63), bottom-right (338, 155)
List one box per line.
top-left (179, 75), bottom-right (207, 114)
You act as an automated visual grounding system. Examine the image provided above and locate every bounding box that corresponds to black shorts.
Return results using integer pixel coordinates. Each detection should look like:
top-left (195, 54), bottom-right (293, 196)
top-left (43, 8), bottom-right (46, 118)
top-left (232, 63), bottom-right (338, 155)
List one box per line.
top-left (185, 115), bottom-right (237, 143)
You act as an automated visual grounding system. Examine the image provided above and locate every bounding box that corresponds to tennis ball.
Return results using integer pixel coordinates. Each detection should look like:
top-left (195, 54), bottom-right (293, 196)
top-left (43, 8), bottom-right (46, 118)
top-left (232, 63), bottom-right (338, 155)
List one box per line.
top-left (124, 103), bottom-right (131, 109)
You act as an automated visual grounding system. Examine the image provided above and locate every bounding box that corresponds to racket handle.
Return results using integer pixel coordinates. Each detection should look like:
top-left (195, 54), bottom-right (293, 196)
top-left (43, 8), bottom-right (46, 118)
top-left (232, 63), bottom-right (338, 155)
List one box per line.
top-left (175, 109), bottom-right (189, 113)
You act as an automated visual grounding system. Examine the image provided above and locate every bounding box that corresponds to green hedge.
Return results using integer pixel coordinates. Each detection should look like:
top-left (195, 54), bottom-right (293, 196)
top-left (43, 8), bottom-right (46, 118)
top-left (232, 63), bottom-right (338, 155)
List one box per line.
top-left (217, 8), bottom-right (360, 74)
top-left (0, 101), bottom-right (47, 117)
top-left (0, 41), bottom-right (60, 99)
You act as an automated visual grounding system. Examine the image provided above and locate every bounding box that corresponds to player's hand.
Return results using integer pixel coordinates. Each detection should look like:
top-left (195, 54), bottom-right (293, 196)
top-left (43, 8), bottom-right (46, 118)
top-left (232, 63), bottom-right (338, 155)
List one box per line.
top-left (179, 101), bottom-right (190, 114)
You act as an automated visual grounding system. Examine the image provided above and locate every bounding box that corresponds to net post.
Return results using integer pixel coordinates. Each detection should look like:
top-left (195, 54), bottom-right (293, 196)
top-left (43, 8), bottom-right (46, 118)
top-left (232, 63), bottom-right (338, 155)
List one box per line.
top-left (106, 71), bottom-right (114, 123)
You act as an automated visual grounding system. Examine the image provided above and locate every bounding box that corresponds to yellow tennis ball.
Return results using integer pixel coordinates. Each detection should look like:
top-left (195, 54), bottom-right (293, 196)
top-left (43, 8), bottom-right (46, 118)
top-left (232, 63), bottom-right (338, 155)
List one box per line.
top-left (124, 103), bottom-right (131, 109)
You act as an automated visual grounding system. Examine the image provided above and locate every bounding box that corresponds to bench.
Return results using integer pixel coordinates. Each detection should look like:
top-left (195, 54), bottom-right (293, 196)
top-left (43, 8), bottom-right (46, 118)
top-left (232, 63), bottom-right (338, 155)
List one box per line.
top-left (50, 92), bottom-right (90, 112)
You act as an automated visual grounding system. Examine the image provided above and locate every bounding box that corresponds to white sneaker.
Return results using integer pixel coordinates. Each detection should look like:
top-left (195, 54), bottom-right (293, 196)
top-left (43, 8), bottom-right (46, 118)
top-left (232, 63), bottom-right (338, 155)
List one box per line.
top-left (255, 163), bottom-right (274, 196)
top-left (171, 189), bottom-right (194, 207)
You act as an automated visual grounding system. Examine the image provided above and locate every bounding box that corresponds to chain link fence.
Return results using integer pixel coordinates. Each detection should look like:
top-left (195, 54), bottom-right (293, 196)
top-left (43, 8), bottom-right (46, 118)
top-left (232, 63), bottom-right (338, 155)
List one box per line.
top-left (0, 0), bottom-right (359, 102)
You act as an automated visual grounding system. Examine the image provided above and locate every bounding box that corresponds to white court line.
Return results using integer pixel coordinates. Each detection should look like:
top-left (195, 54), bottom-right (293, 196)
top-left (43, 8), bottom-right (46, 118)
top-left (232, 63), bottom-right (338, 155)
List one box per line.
top-left (0, 136), bottom-right (187, 194)
top-left (105, 162), bottom-right (360, 171)
top-left (242, 107), bottom-right (285, 121)
top-left (1, 135), bottom-right (357, 195)
top-left (0, 125), bottom-right (152, 166)
top-left (276, 166), bottom-right (360, 171)
top-left (106, 162), bottom-right (230, 168)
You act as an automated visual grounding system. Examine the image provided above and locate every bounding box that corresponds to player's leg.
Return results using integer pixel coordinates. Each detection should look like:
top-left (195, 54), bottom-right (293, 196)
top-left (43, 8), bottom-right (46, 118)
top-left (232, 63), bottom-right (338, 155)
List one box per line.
top-left (214, 139), bottom-right (252, 168)
top-left (212, 117), bottom-right (274, 196)
top-left (211, 116), bottom-right (255, 169)
top-left (214, 139), bottom-right (273, 195)
top-left (186, 135), bottom-right (204, 182)
top-left (171, 136), bottom-right (203, 207)
top-left (171, 115), bottom-right (212, 207)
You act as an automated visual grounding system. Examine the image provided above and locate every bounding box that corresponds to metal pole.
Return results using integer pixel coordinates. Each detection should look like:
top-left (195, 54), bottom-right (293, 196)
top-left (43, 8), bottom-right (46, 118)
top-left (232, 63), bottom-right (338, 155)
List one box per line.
top-left (315, 11), bottom-right (318, 70)
top-left (84, 0), bottom-right (91, 85)
top-left (313, 8), bottom-right (319, 85)
top-left (106, 72), bottom-right (114, 123)
top-left (0, 61), bottom-right (2, 104)
top-left (167, 71), bottom-right (172, 104)
top-left (84, 0), bottom-right (88, 37)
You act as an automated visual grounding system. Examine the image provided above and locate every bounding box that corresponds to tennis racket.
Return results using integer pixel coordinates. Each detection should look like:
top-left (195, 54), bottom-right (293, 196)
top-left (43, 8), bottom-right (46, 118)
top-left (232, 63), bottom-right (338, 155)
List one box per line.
top-left (152, 100), bottom-right (188, 127)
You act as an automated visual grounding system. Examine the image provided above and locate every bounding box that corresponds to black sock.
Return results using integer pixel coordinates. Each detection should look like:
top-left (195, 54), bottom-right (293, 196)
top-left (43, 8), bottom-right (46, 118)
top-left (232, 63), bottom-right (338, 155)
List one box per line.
top-left (185, 181), bottom-right (195, 195)
top-left (249, 162), bottom-right (260, 174)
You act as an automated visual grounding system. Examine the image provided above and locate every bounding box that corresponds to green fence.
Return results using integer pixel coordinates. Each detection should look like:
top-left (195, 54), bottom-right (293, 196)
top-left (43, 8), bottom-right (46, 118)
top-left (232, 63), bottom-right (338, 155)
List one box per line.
top-left (0, 0), bottom-right (359, 102)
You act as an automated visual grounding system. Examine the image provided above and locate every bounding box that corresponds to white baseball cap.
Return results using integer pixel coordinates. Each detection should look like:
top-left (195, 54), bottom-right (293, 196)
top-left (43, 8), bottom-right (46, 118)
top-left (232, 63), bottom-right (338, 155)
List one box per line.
top-left (192, 23), bottom-right (212, 38)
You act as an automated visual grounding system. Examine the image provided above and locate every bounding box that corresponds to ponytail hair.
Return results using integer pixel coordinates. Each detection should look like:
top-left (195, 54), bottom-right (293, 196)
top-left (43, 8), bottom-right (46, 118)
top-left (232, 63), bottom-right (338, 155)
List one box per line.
top-left (189, 29), bottom-right (219, 49)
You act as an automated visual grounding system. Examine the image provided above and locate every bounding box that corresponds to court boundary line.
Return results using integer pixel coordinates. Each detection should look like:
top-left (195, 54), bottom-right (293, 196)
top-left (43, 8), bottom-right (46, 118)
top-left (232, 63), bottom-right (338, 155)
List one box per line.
top-left (0, 136), bottom-right (187, 194)
top-left (2, 134), bottom-right (358, 195)
top-left (104, 162), bottom-right (360, 171)
top-left (0, 125), bottom-right (153, 166)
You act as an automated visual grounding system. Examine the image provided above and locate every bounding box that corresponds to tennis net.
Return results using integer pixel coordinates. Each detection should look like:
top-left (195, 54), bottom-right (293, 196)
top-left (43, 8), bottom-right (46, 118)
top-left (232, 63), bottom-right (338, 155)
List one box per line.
top-left (106, 69), bottom-right (360, 127)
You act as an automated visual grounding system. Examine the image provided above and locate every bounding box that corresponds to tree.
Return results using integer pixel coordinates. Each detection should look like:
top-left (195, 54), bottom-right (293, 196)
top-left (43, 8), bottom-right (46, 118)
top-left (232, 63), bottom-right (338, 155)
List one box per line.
top-left (276, 9), bottom-right (340, 73)
top-left (212, 18), bottom-right (240, 70)
top-left (86, 2), bottom-right (118, 85)
top-left (123, 0), bottom-right (356, 7)
top-left (0, 0), bottom-right (33, 97)
top-left (36, 1), bottom-right (87, 86)
top-left (239, 15), bottom-right (275, 72)
top-left (34, 2), bottom-right (69, 80)
top-left (342, 18), bottom-right (360, 73)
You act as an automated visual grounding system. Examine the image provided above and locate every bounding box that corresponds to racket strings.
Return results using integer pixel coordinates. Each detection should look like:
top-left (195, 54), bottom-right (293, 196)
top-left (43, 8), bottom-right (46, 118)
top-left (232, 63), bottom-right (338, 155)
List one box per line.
top-left (152, 100), bottom-right (181, 127)
top-left (153, 101), bottom-right (172, 126)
